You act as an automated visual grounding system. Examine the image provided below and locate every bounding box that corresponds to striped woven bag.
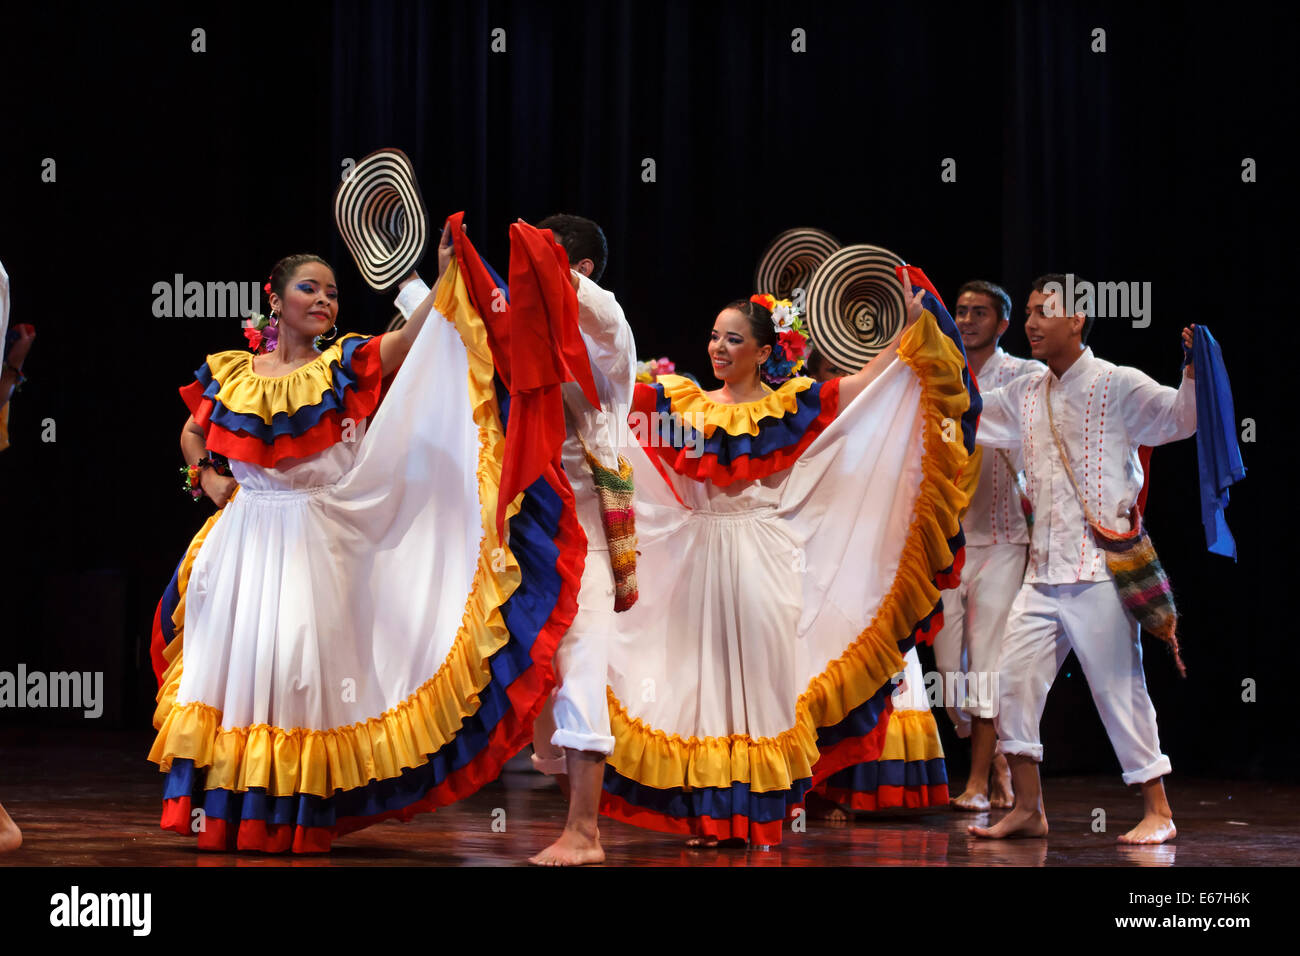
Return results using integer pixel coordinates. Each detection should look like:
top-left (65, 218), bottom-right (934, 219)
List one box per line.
top-left (1047, 378), bottom-right (1184, 676)
top-left (582, 450), bottom-right (639, 612)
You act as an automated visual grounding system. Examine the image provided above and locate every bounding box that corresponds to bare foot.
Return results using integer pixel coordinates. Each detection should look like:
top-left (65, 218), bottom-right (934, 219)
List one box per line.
top-left (968, 805), bottom-right (1048, 839)
top-left (951, 788), bottom-right (991, 812)
top-left (804, 791), bottom-right (849, 822)
top-left (529, 825), bottom-right (604, 865)
top-left (989, 753), bottom-right (1015, 808)
top-left (1118, 814), bottom-right (1177, 845)
top-left (0, 803), bottom-right (21, 853)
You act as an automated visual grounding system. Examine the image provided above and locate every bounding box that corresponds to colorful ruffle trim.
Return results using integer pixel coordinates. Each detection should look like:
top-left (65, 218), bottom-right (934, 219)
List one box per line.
top-left (653, 374), bottom-right (814, 437)
top-left (599, 310), bottom-right (972, 842)
top-left (814, 708), bottom-right (950, 811)
top-left (632, 375), bottom-right (839, 486)
top-left (179, 333), bottom-right (385, 468)
top-left (148, 260), bottom-right (584, 851)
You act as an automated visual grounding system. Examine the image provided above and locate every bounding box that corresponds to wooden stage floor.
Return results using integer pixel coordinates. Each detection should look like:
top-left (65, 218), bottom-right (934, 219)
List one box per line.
top-left (1, 730), bottom-right (1295, 867)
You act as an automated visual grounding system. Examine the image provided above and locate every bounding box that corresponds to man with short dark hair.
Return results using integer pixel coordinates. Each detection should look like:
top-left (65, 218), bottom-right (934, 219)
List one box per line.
top-left (970, 276), bottom-right (1196, 845)
top-left (934, 279), bottom-right (1044, 812)
top-left (537, 214), bottom-right (609, 283)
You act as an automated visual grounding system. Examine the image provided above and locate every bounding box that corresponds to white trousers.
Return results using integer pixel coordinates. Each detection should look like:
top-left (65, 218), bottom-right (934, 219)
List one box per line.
top-left (531, 550), bottom-right (617, 775)
top-left (994, 581), bottom-right (1172, 785)
top-left (932, 543), bottom-right (1027, 736)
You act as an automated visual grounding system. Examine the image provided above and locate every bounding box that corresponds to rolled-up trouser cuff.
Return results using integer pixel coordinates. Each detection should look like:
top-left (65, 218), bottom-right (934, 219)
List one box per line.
top-left (1121, 755), bottom-right (1172, 786)
top-left (552, 728), bottom-right (615, 757)
top-left (997, 738), bottom-right (1043, 762)
top-left (530, 732), bottom-right (614, 777)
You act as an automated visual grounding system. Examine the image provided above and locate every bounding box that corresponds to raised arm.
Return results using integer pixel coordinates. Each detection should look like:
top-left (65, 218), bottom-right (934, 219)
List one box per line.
top-left (1119, 331), bottom-right (1197, 448)
top-left (573, 271), bottom-right (637, 412)
top-left (379, 222), bottom-right (456, 376)
top-left (836, 267), bottom-right (926, 410)
top-left (972, 382), bottom-right (1025, 450)
top-left (562, 272), bottom-right (637, 471)
top-left (1113, 325), bottom-right (1198, 447)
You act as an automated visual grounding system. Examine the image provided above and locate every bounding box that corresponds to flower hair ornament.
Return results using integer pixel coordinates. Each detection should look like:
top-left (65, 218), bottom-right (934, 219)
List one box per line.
top-left (750, 293), bottom-right (810, 386)
top-left (636, 356), bottom-right (677, 384)
top-left (243, 278), bottom-right (279, 354)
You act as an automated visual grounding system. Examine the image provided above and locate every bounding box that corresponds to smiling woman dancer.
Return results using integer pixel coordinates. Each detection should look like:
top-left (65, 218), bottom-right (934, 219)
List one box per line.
top-left (147, 224), bottom-right (584, 852)
top-left (599, 269), bottom-right (975, 847)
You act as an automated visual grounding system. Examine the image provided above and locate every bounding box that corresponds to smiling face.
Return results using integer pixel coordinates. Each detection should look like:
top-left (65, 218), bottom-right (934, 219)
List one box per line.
top-left (1024, 288), bottom-right (1084, 364)
top-left (270, 262), bottom-right (338, 341)
top-left (709, 307), bottom-right (771, 385)
top-left (954, 291), bottom-right (1007, 353)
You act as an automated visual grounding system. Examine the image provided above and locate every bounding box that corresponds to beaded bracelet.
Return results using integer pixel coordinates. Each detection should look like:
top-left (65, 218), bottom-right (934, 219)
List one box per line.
top-left (180, 455), bottom-right (231, 500)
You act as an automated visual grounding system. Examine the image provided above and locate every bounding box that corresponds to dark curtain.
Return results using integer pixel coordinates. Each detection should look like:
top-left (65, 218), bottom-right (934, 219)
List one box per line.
top-left (0, 0), bottom-right (1291, 778)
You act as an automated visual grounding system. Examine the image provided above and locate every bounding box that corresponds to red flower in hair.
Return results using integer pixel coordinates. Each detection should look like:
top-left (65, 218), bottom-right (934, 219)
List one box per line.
top-left (750, 293), bottom-right (776, 311)
top-left (263, 281), bottom-right (272, 295)
top-left (778, 328), bottom-right (807, 359)
top-left (244, 326), bottom-right (263, 351)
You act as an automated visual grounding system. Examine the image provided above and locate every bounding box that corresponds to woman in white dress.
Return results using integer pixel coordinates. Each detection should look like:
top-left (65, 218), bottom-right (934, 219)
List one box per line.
top-left (599, 270), bottom-right (975, 846)
top-left (148, 226), bottom-right (586, 852)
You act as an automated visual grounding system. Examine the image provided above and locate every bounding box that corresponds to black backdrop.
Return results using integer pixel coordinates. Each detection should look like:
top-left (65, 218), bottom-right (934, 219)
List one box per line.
top-left (0, 1), bottom-right (1292, 781)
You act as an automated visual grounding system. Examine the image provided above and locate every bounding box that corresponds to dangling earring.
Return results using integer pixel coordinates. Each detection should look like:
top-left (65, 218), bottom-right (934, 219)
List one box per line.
top-left (315, 324), bottom-right (338, 349)
top-left (263, 311), bottom-right (280, 354)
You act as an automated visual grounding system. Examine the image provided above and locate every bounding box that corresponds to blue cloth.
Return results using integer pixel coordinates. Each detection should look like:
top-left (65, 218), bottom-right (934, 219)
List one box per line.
top-left (1184, 326), bottom-right (1245, 559)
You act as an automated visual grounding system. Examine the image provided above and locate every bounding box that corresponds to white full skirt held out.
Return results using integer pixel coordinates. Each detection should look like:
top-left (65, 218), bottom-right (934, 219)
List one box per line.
top-left (609, 359), bottom-right (929, 742)
top-left (176, 306), bottom-right (487, 742)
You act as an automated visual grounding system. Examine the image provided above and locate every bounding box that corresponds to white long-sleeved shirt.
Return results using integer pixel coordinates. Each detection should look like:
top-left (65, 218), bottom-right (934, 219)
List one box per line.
top-left (976, 347), bottom-right (1196, 584)
top-left (966, 348), bottom-right (1046, 547)
top-left (397, 272), bottom-right (637, 552)
top-left (560, 273), bottom-right (637, 551)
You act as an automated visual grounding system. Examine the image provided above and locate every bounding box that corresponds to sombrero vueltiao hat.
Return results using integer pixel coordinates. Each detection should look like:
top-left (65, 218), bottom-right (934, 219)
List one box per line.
top-left (333, 148), bottom-right (429, 292)
top-left (753, 227), bottom-right (841, 302)
top-left (804, 243), bottom-right (906, 373)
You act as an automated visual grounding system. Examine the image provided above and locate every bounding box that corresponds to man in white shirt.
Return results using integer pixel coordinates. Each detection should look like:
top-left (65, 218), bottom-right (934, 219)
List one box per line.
top-left (526, 215), bottom-right (637, 865)
top-left (935, 280), bottom-right (1045, 812)
top-left (391, 216), bottom-right (635, 864)
top-left (969, 274), bottom-right (1195, 845)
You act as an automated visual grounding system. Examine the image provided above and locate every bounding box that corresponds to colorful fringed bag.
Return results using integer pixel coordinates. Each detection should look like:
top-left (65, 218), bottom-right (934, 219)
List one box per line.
top-left (1046, 378), bottom-right (1184, 675)
top-left (582, 448), bottom-right (640, 611)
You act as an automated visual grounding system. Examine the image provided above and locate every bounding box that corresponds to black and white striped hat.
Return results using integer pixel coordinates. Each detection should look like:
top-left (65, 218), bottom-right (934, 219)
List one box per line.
top-left (753, 228), bottom-right (841, 302)
top-left (804, 243), bottom-right (906, 373)
top-left (333, 148), bottom-right (429, 292)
